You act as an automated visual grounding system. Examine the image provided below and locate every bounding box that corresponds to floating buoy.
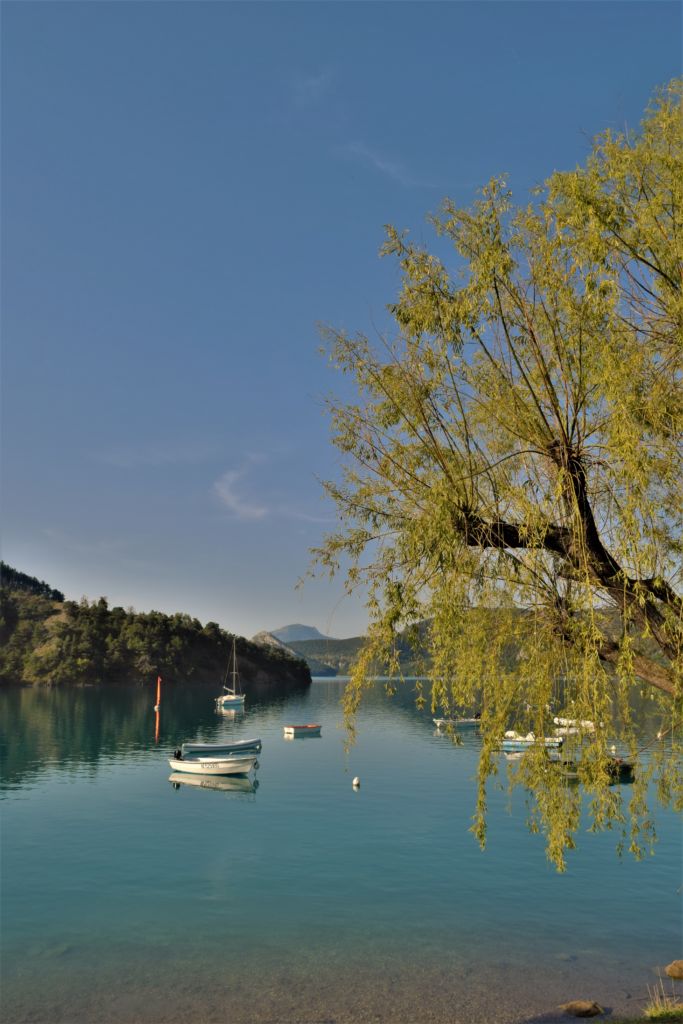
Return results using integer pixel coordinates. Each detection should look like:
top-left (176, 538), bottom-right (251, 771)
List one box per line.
top-left (352, 777), bottom-right (360, 788)
top-left (153, 675), bottom-right (162, 712)
top-left (610, 744), bottom-right (616, 753)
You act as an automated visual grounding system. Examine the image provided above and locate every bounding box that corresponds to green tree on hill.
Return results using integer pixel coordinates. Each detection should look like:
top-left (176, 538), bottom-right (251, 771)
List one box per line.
top-left (0, 566), bottom-right (311, 690)
top-left (0, 562), bottom-right (64, 601)
top-left (318, 79), bottom-right (683, 868)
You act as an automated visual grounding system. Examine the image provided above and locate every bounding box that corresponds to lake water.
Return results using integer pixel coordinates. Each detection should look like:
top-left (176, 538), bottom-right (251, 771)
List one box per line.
top-left (1, 680), bottom-right (680, 1024)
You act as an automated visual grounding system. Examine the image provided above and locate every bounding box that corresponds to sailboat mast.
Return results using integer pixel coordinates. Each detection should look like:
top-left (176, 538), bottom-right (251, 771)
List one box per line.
top-left (232, 638), bottom-right (237, 690)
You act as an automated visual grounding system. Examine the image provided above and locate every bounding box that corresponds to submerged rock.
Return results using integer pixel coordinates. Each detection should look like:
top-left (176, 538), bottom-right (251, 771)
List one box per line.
top-left (558, 1000), bottom-right (604, 1018)
top-left (665, 960), bottom-right (683, 979)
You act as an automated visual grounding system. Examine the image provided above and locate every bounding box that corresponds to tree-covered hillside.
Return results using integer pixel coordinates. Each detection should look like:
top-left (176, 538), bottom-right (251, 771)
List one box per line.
top-left (289, 623), bottom-right (431, 677)
top-left (0, 562), bottom-right (64, 601)
top-left (0, 565), bottom-right (311, 690)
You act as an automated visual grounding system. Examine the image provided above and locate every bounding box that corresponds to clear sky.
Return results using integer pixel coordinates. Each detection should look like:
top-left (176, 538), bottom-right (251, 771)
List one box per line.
top-left (2, 1), bottom-right (680, 640)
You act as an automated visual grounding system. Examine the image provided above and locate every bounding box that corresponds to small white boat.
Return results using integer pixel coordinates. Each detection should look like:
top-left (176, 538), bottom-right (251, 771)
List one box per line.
top-left (168, 753), bottom-right (259, 775)
top-left (217, 692), bottom-right (245, 709)
top-left (181, 738), bottom-right (261, 756)
top-left (433, 717), bottom-right (481, 729)
top-left (216, 638), bottom-right (246, 710)
top-left (283, 724), bottom-right (321, 738)
top-left (501, 731), bottom-right (563, 751)
top-left (554, 726), bottom-right (580, 736)
top-left (169, 772), bottom-right (258, 793)
top-left (554, 716), bottom-right (596, 731)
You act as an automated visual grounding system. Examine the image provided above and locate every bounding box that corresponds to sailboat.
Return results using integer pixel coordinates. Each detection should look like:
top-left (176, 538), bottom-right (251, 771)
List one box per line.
top-left (216, 637), bottom-right (246, 710)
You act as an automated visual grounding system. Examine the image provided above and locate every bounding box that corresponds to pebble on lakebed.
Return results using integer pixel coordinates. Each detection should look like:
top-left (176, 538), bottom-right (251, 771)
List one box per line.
top-left (558, 1000), bottom-right (604, 1018)
top-left (665, 960), bottom-right (683, 979)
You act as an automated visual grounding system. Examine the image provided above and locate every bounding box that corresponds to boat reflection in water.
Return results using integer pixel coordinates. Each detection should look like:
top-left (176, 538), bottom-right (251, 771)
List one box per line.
top-left (168, 772), bottom-right (259, 795)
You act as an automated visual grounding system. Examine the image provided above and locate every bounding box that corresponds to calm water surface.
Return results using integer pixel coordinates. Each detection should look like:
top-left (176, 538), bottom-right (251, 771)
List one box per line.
top-left (1, 680), bottom-right (680, 1023)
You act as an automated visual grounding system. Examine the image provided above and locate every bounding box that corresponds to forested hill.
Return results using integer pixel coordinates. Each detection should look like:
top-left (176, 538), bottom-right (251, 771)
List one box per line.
top-left (288, 622), bottom-right (431, 677)
top-left (0, 565), bottom-right (311, 690)
top-left (0, 562), bottom-right (64, 601)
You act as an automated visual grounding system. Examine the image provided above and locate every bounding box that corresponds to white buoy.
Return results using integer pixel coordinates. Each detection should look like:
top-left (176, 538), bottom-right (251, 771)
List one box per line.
top-left (352, 777), bottom-right (360, 788)
top-left (610, 744), bottom-right (616, 753)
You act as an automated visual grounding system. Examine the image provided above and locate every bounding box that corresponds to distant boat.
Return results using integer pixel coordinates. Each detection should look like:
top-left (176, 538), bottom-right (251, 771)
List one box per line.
top-left (501, 731), bottom-right (563, 751)
top-left (216, 637), bottom-right (246, 710)
top-left (557, 758), bottom-right (635, 783)
top-left (554, 716), bottom-right (596, 732)
top-left (283, 724), bottom-right (321, 738)
top-left (168, 752), bottom-right (258, 776)
top-left (433, 717), bottom-right (480, 729)
top-left (181, 738), bottom-right (262, 757)
top-left (169, 772), bottom-right (259, 793)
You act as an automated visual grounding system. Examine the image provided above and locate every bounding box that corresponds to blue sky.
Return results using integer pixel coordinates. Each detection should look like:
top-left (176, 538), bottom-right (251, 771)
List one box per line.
top-left (2, 1), bottom-right (680, 640)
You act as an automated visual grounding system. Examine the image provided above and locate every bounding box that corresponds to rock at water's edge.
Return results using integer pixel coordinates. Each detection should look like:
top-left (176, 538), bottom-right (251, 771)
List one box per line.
top-left (558, 1000), bottom-right (604, 1018)
top-left (665, 960), bottom-right (683, 979)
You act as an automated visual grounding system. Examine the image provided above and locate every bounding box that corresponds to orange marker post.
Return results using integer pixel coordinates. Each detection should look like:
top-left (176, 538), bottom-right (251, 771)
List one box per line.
top-left (154, 675), bottom-right (162, 711)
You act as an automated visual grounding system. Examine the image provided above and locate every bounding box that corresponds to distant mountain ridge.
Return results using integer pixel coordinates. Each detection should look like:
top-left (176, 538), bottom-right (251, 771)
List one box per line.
top-left (255, 622), bottom-right (431, 676)
top-left (286, 620), bottom-right (433, 677)
top-left (270, 624), bottom-right (332, 643)
top-left (251, 630), bottom-right (295, 652)
top-left (252, 630), bottom-right (338, 677)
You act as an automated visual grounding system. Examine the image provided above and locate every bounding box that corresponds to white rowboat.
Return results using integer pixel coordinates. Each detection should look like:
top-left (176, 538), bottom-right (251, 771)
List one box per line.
top-left (554, 716), bottom-right (597, 731)
top-left (181, 738), bottom-right (261, 756)
top-left (168, 753), bottom-right (259, 776)
top-left (283, 724), bottom-right (321, 738)
top-left (501, 731), bottom-right (563, 751)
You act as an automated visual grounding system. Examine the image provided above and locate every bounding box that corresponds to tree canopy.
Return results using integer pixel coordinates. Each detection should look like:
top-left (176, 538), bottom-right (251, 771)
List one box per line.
top-left (317, 80), bottom-right (682, 869)
top-left (0, 566), bottom-right (310, 690)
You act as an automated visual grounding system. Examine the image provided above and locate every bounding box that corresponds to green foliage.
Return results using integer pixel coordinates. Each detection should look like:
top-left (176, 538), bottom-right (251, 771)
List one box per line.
top-left (0, 566), bottom-right (310, 688)
top-left (316, 80), bottom-right (683, 868)
top-left (644, 978), bottom-right (683, 1020)
top-left (1, 562), bottom-right (64, 601)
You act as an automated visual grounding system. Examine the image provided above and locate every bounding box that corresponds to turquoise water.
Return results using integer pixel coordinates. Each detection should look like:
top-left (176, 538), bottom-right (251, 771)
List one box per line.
top-left (1, 680), bottom-right (680, 1023)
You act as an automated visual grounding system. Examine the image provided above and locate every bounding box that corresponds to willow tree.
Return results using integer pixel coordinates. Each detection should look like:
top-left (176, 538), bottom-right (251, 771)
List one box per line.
top-left (317, 80), bottom-right (682, 869)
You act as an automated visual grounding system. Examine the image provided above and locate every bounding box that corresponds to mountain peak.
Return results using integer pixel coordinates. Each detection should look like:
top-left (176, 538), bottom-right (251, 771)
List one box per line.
top-left (270, 623), bottom-right (333, 643)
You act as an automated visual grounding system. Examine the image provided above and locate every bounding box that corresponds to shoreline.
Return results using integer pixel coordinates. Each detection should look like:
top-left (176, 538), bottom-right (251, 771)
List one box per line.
top-left (4, 951), bottom-right (680, 1024)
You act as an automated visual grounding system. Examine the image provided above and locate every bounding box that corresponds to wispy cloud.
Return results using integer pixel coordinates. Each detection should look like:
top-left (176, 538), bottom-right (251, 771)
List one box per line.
top-left (213, 461), bottom-right (337, 526)
top-left (338, 141), bottom-right (437, 189)
top-left (97, 441), bottom-right (218, 469)
top-left (214, 469), bottom-right (268, 521)
top-left (292, 68), bottom-right (333, 109)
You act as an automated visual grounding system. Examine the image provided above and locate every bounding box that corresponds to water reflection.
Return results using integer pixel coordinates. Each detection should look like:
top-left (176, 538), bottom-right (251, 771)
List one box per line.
top-left (216, 707), bottom-right (243, 719)
top-left (0, 677), bottom-right (669, 794)
top-left (168, 772), bottom-right (259, 795)
top-left (1, 677), bottom-right (680, 1024)
top-left (0, 680), bottom-right (305, 791)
